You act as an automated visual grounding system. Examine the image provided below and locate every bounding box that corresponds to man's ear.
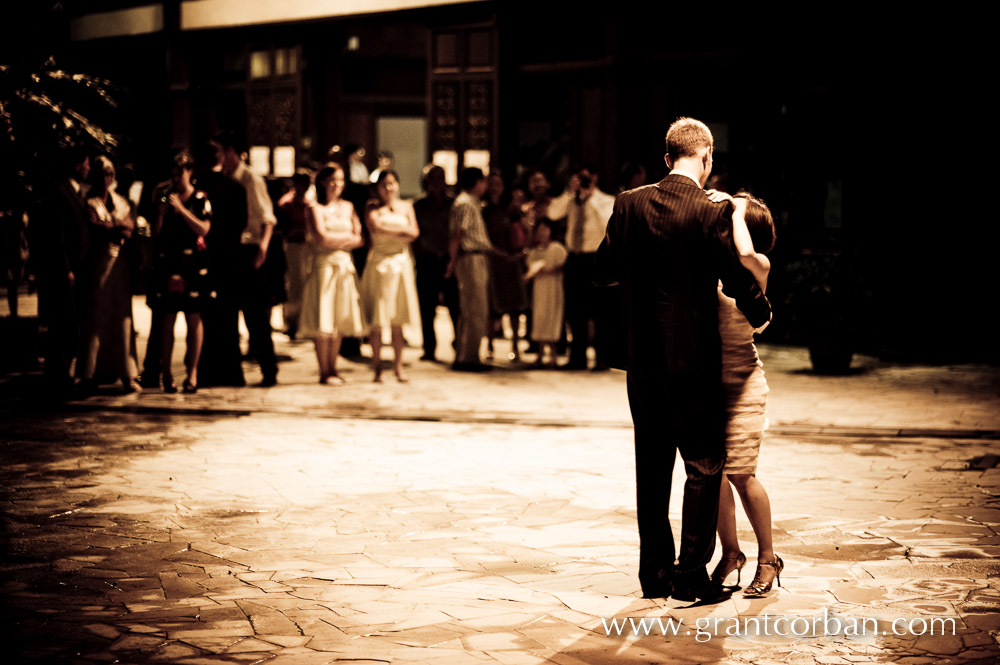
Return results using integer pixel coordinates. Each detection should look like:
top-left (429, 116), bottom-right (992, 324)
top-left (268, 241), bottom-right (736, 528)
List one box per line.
top-left (664, 154), bottom-right (673, 170)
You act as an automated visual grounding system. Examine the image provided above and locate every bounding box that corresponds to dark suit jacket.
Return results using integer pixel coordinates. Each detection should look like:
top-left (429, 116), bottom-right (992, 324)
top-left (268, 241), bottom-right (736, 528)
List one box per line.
top-left (197, 170), bottom-right (247, 299)
top-left (595, 174), bottom-right (771, 376)
top-left (40, 179), bottom-right (90, 278)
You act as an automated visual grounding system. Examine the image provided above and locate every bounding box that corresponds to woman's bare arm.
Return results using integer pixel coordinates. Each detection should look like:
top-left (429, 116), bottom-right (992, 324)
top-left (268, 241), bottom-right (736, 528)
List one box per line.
top-left (730, 198), bottom-right (770, 292)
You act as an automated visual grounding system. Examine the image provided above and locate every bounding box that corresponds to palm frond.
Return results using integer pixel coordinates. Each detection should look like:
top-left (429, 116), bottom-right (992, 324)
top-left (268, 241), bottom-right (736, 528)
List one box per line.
top-left (65, 108), bottom-right (118, 148)
top-left (42, 69), bottom-right (119, 108)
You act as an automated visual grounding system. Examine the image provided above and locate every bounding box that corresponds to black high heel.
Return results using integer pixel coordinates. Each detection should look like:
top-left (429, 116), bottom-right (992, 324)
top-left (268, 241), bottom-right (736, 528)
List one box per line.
top-left (711, 551), bottom-right (747, 587)
top-left (182, 379), bottom-right (198, 394)
top-left (163, 376), bottom-right (178, 393)
top-left (744, 556), bottom-right (784, 598)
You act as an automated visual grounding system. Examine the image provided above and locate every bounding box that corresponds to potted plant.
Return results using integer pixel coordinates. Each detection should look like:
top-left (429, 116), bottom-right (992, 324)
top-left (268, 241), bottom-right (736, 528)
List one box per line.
top-left (783, 246), bottom-right (869, 375)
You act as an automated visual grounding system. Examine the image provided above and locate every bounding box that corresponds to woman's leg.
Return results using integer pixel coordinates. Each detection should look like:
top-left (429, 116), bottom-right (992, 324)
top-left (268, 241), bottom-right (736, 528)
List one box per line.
top-left (544, 342), bottom-right (557, 367)
top-left (161, 311), bottom-right (177, 387)
top-left (509, 313), bottom-right (521, 361)
top-left (315, 334), bottom-right (330, 382)
top-left (391, 325), bottom-right (407, 382)
top-left (184, 312), bottom-right (203, 385)
top-left (717, 473), bottom-right (742, 556)
top-left (370, 325), bottom-right (383, 381)
top-left (728, 473), bottom-right (775, 561)
top-left (729, 472), bottom-right (780, 590)
top-left (329, 334), bottom-right (343, 379)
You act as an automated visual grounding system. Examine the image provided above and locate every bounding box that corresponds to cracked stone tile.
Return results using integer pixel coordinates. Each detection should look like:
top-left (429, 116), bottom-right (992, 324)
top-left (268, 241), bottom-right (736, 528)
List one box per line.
top-left (234, 599), bottom-right (302, 635)
top-left (108, 633), bottom-right (170, 651)
top-left (167, 624), bottom-right (255, 640)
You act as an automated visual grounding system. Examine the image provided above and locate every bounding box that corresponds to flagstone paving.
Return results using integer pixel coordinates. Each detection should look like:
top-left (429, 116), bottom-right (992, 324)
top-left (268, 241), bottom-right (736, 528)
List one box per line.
top-left (2, 410), bottom-right (998, 664)
top-left (2, 298), bottom-right (999, 663)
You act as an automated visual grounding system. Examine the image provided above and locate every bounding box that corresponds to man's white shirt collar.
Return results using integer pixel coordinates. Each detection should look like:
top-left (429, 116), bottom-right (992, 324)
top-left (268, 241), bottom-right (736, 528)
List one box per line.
top-left (668, 170), bottom-right (702, 188)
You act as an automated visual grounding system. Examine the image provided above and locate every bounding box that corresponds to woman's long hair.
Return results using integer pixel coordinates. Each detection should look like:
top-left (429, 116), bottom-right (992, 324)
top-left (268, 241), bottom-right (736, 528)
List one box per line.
top-left (314, 165), bottom-right (341, 205)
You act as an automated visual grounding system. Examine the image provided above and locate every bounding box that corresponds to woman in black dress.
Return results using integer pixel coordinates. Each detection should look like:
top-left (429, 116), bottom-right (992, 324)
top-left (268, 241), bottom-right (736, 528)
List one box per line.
top-left (149, 151), bottom-right (213, 393)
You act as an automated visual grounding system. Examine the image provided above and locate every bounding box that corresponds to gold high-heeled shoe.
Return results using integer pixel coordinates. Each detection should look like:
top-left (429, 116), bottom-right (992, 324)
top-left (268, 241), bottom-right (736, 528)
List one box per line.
top-left (744, 556), bottom-right (784, 598)
top-left (711, 552), bottom-right (747, 587)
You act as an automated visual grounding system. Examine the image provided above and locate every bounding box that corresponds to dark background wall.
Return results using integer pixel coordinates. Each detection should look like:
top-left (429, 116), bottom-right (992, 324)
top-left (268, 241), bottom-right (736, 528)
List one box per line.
top-left (3, 3), bottom-right (992, 363)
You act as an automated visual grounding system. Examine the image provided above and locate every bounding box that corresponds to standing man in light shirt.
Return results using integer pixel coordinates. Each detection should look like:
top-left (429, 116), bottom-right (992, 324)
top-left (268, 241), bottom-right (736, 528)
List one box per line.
top-left (446, 167), bottom-right (493, 372)
top-left (548, 164), bottom-right (616, 370)
top-left (216, 131), bottom-right (279, 387)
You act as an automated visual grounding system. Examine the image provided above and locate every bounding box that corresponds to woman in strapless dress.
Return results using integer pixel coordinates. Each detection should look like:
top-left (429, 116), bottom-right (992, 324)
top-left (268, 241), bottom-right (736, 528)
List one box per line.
top-left (708, 191), bottom-right (784, 598)
top-left (359, 170), bottom-right (420, 383)
top-left (298, 164), bottom-right (364, 384)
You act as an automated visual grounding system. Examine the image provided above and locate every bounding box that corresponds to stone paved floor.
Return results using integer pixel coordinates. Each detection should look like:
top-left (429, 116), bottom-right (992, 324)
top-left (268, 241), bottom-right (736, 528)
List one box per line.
top-left (2, 414), bottom-right (999, 664)
top-left (1, 297), bottom-right (999, 663)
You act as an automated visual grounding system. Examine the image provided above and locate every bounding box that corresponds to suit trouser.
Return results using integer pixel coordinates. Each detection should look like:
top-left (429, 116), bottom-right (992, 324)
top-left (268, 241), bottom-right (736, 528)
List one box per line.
top-left (238, 244), bottom-right (277, 378)
top-left (39, 277), bottom-right (78, 387)
top-left (454, 253), bottom-right (489, 365)
top-left (199, 299), bottom-right (245, 386)
top-left (627, 370), bottom-right (726, 591)
top-left (565, 252), bottom-right (607, 367)
top-left (416, 253), bottom-right (460, 357)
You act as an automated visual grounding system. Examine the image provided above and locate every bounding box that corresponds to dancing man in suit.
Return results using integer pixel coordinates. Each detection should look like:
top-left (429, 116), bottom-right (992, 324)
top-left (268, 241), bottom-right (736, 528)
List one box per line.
top-left (595, 117), bottom-right (771, 603)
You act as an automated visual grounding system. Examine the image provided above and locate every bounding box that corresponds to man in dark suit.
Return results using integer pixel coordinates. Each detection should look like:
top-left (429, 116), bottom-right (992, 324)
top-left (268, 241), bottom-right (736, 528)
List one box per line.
top-left (595, 117), bottom-right (771, 603)
top-left (34, 148), bottom-right (91, 396)
top-left (195, 140), bottom-right (248, 387)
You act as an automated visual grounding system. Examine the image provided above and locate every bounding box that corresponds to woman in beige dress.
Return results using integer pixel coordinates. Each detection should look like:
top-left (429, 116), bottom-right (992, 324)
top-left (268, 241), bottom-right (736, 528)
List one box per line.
top-left (298, 165), bottom-right (364, 384)
top-left (708, 191), bottom-right (783, 598)
top-left (359, 170), bottom-right (420, 383)
top-left (523, 218), bottom-right (567, 368)
top-left (77, 156), bottom-right (140, 393)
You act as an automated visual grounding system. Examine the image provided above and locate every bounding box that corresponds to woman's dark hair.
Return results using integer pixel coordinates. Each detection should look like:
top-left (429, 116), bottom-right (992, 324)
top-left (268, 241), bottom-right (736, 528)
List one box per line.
top-left (734, 192), bottom-right (776, 254)
top-left (375, 169), bottom-right (399, 187)
top-left (314, 165), bottom-right (341, 204)
top-left (534, 217), bottom-right (554, 236)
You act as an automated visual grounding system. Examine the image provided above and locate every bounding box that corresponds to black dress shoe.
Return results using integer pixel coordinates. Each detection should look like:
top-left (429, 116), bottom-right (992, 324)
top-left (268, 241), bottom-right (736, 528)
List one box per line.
top-left (641, 581), bottom-right (673, 599)
top-left (259, 374), bottom-right (278, 387)
top-left (138, 373), bottom-right (161, 389)
top-left (640, 568), bottom-right (673, 599)
top-left (671, 581), bottom-right (733, 604)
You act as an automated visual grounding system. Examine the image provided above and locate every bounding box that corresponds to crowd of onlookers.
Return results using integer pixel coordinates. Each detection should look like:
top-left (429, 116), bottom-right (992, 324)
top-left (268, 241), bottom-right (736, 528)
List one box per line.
top-left (19, 134), bottom-right (649, 397)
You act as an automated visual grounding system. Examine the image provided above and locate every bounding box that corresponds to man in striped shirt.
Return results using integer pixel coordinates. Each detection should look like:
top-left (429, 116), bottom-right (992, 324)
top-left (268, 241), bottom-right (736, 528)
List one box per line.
top-left (446, 167), bottom-right (493, 371)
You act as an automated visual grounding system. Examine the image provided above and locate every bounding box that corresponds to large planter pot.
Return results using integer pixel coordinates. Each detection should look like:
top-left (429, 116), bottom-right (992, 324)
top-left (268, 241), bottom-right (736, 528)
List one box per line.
top-left (785, 246), bottom-right (867, 375)
top-left (808, 340), bottom-right (853, 375)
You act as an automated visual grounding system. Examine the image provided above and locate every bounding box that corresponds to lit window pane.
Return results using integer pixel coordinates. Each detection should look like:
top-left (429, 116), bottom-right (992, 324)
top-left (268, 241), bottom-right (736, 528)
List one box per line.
top-left (463, 150), bottom-right (490, 175)
top-left (273, 146), bottom-right (295, 178)
top-left (249, 146), bottom-right (271, 176)
top-left (432, 150), bottom-right (458, 186)
top-left (275, 48), bottom-right (288, 76)
top-left (250, 50), bottom-right (270, 79)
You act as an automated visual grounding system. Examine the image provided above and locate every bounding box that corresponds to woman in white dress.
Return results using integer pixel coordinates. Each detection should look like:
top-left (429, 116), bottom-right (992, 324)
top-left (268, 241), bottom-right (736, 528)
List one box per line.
top-left (523, 218), bottom-right (567, 368)
top-left (298, 165), bottom-right (364, 384)
top-left (359, 170), bottom-right (420, 383)
top-left (707, 191), bottom-right (783, 598)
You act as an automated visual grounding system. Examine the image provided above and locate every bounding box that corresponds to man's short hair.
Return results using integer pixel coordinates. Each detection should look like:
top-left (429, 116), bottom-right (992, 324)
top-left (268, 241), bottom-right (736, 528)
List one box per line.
top-left (421, 163), bottom-right (445, 191)
top-left (213, 130), bottom-right (244, 154)
top-left (193, 141), bottom-right (223, 170)
top-left (459, 167), bottom-right (485, 192)
top-left (665, 117), bottom-right (713, 162)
